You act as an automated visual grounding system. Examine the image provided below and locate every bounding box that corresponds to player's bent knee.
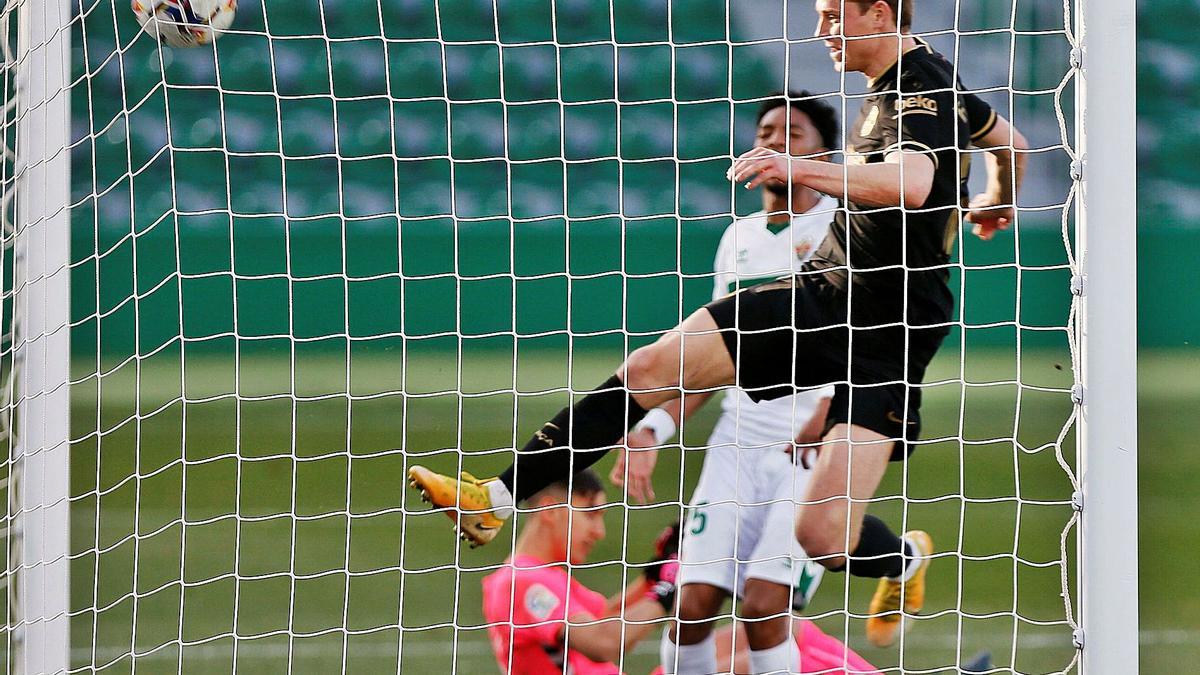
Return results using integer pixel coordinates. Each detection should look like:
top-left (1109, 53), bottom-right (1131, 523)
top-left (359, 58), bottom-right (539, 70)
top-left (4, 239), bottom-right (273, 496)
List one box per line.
top-left (675, 599), bottom-right (719, 644)
top-left (796, 522), bottom-right (851, 569)
top-left (677, 583), bottom-right (727, 621)
top-left (674, 584), bottom-right (724, 642)
top-left (737, 589), bottom-right (785, 621)
top-left (622, 343), bottom-right (679, 393)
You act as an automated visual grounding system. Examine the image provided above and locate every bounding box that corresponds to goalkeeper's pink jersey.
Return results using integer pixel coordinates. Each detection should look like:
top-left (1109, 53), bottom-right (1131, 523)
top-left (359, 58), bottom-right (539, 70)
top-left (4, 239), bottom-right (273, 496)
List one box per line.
top-left (482, 554), bottom-right (621, 675)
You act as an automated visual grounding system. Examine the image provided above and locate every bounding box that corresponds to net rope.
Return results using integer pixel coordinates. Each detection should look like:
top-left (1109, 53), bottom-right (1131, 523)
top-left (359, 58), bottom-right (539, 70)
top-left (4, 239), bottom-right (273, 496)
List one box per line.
top-left (0, 0), bottom-right (1090, 672)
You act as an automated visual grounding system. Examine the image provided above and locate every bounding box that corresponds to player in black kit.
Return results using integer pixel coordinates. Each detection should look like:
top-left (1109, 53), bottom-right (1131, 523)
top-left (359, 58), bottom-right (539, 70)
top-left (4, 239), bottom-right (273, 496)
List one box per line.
top-left (410, 0), bottom-right (1027, 649)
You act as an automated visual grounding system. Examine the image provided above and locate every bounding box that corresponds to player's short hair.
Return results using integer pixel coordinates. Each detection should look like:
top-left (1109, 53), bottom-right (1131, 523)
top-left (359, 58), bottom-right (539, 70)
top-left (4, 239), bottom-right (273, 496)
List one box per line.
top-left (756, 91), bottom-right (840, 153)
top-left (526, 468), bottom-right (605, 505)
top-left (848, 0), bottom-right (913, 30)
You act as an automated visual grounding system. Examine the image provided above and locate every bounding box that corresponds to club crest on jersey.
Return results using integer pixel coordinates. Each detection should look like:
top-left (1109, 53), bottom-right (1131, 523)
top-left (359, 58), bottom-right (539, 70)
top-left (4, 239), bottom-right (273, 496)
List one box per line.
top-left (523, 583), bottom-right (560, 620)
top-left (860, 105), bottom-right (880, 137)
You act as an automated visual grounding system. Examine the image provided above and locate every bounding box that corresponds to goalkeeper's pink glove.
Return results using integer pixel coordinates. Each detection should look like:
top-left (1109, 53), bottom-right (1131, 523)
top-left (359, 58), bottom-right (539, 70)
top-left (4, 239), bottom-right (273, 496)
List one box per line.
top-left (644, 555), bottom-right (678, 611)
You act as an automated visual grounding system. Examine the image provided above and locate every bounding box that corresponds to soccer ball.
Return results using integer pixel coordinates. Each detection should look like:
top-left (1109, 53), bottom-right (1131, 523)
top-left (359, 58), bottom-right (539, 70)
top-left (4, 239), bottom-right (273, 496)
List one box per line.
top-left (131, 0), bottom-right (236, 48)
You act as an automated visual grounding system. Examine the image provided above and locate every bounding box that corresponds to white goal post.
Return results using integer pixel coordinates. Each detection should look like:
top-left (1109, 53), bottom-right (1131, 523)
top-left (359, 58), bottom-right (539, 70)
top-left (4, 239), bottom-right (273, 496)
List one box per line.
top-left (8, 0), bottom-right (73, 672)
top-left (1076, 0), bottom-right (1138, 672)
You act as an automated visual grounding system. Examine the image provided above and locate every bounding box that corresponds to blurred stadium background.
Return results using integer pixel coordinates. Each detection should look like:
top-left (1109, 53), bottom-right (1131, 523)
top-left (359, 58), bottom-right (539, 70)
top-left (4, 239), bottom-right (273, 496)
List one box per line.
top-left (32, 0), bottom-right (1193, 671)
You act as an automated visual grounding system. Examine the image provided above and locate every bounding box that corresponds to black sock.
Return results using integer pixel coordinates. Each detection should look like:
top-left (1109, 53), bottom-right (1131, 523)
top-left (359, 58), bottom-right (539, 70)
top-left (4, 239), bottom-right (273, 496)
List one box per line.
top-left (499, 375), bottom-right (648, 502)
top-left (840, 515), bottom-right (909, 579)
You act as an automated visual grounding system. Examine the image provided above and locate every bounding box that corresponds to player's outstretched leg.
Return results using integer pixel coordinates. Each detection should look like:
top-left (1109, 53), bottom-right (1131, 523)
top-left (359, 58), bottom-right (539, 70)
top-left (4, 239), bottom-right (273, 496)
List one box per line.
top-left (865, 529), bottom-right (933, 647)
top-left (408, 308), bottom-right (734, 546)
top-left (795, 424), bottom-right (931, 647)
top-left (407, 467), bottom-right (508, 547)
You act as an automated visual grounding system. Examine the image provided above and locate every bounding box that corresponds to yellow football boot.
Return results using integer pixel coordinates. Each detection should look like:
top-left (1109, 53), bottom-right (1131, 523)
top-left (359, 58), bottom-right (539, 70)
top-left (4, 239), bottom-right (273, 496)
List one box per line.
top-left (408, 465), bottom-right (507, 548)
top-left (865, 529), bottom-right (933, 647)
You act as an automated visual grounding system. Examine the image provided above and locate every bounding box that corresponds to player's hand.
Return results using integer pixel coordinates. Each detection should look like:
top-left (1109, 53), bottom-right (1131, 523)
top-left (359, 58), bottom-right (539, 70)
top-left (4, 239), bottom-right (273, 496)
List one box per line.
top-left (642, 521), bottom-right (681, 608)
top-left (787, 442), bottom-right (821, 470)
top-left (643, 554), bottom-right (679, 611)
top-left (610, 430), bottom-right (659, 503)
top-left (609, 448), bottom-right (627, 488)
top-left (965, 193), bottom-right (1014, 241)
top-left (727, 147), bottom-right (790, 192)
top-left (643, 554), bottom-right (679, 584)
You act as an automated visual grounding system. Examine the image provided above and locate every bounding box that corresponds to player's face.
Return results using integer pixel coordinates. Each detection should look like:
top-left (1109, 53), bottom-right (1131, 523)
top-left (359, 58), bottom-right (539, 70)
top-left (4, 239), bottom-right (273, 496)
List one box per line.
top-left (546, 491), bottom-right (607, 565)
top-left (814, 0), bottom-right (885, 73)
top-left (755, 105), bottom-right (824, 157)
top-left (754, 106), bottom-right (826, 195)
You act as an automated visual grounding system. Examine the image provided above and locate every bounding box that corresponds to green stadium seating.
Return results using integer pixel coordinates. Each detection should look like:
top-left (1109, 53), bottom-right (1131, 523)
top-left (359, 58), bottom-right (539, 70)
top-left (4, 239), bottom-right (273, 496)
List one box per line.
top-left (75, 0), bottom-right (1188, 354)
top-left (81, 0), bottom-right (770, 233)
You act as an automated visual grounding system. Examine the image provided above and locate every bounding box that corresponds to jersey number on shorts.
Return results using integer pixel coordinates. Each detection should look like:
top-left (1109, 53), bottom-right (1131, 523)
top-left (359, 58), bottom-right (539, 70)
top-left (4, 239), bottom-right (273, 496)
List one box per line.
top-left (687, 501), bottom-right (708, 536)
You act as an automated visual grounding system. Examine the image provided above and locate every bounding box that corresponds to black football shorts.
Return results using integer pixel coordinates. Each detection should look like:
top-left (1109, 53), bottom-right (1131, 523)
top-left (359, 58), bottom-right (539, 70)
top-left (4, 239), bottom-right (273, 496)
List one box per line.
top-left (704, 273), bottom-right (946, 460)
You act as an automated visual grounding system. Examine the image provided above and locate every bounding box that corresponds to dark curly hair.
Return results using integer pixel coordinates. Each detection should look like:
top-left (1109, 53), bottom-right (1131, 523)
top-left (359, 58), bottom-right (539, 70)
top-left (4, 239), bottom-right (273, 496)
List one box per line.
top-left (756, 90), bottom-right (840, 153)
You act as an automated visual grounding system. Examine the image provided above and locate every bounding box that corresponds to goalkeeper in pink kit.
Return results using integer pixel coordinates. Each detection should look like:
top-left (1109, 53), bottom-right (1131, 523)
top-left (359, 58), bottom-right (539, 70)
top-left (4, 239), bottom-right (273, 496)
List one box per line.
top-left (480, 469), bottom-right (878, 674)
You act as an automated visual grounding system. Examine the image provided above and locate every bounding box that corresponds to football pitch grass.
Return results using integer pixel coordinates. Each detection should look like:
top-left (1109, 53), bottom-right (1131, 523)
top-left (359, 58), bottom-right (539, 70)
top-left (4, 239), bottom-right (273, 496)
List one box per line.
top-left (50, 347), bottom-right (1194, 673)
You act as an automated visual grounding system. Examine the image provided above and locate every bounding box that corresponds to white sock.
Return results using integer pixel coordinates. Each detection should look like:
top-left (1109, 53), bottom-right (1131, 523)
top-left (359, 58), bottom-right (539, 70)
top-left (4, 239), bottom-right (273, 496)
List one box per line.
top-left (889, 537), bottom-right (922, 583)
top-left (748, 636), bottom-right (800, 674)
top-left (486, 480), bottom-right (514, 519)
top-left (659, 630), bottom-right (717, 674)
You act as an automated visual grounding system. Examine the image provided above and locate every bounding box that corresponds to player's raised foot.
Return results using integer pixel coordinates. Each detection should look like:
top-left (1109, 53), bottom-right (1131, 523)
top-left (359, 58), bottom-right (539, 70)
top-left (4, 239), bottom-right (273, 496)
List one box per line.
top-left (865, 530), bottom-right (933, 647)
top-left (407, 465), bottom-right (507, 548)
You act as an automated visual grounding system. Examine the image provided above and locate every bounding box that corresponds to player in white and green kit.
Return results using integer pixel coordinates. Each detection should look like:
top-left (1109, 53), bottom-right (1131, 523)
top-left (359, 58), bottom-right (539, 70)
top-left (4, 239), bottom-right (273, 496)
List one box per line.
top-left (610, 92), bottom-right (843, 675)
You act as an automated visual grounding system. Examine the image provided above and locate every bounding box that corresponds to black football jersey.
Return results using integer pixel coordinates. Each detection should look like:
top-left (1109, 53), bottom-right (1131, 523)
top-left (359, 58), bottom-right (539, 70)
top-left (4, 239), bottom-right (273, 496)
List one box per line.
top-left (807, 40), bottom-right (997, 329)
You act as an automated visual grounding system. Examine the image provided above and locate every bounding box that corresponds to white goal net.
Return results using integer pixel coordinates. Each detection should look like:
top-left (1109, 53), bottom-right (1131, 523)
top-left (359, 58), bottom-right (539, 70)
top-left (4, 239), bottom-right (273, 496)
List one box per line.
top-left (0, 0), bottom-right (1135, 672)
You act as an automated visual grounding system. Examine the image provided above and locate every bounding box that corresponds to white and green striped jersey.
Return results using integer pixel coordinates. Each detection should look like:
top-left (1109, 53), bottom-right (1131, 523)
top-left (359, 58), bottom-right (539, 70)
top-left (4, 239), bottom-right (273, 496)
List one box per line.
top-left (712, 195), bottom-right (839, 300)
top-left (711, 195), bottom-right (839, 448)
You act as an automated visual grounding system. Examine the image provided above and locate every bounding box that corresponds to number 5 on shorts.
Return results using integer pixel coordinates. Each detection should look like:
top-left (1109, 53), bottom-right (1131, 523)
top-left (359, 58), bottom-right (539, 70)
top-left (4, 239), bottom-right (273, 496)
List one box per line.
top-left (688, 501), bottom-right (708, 536)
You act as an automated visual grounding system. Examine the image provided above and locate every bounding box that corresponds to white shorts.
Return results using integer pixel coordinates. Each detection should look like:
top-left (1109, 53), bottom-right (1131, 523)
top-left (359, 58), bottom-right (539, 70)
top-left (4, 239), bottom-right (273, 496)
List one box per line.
top-left (676, 417), bottom-right (824, 610)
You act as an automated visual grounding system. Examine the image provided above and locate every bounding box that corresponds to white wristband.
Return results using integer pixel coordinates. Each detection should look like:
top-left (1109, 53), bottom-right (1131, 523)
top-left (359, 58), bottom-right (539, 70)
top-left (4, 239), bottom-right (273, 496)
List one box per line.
top-left (634, 407), bottom-right (677, 445)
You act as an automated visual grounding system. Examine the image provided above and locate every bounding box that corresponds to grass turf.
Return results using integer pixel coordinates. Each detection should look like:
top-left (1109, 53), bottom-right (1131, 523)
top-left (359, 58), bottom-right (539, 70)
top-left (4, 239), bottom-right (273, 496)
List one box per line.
top-left (40, 347), bottom-right (1195, 672)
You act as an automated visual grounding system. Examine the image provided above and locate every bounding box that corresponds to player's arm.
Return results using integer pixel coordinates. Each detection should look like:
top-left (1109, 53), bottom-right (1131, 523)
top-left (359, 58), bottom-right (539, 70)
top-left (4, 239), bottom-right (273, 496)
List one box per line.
top-left (611, 392), bottom-right (714, 503)
top-left (562, 556), bottom-right (678, 663)
top-left (559, 601), bottom-right (664, 664)
top-left (605, 576), bottom-right (650, 615)
top-left (966, 113), bottom-right (1028, 240)
top-left (729, 148), bottom-right (935, 210)
top-left (735, 80), bottom-right (969, 208)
